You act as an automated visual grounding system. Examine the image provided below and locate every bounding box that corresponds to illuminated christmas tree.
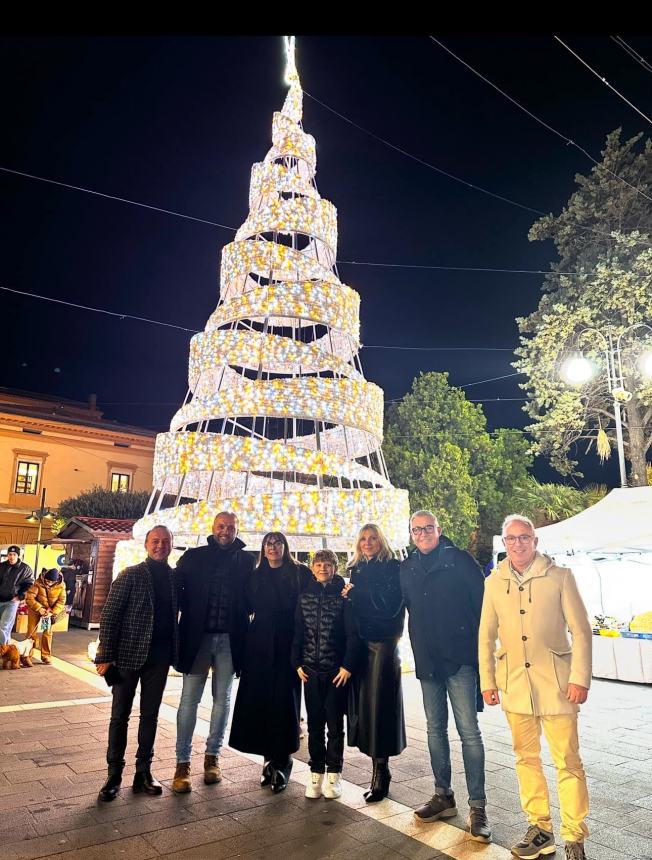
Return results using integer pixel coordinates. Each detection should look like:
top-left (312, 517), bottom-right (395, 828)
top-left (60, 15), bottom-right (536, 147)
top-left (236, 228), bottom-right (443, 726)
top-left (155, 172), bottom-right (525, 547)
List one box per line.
top-left (117, 37), bottom-right (408, 563)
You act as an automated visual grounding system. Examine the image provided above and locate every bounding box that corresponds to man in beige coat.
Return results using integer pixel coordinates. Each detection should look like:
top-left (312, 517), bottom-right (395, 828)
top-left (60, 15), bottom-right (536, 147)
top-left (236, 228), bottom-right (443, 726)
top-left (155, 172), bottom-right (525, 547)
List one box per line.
top-left (479, 515), bottom-right (592, 860)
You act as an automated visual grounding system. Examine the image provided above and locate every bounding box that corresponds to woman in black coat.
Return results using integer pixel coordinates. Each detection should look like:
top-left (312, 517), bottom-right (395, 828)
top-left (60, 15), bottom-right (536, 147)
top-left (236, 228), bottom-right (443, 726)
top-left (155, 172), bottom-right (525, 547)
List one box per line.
top-left (345, 522), bottom-right (406, 802)
top-left (229, 531), bottom-right (311, 793)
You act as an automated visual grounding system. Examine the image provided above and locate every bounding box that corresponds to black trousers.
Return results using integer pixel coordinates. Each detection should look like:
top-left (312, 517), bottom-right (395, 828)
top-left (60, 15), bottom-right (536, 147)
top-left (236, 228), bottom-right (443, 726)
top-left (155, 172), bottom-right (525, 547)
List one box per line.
top-left (304, 671), bottom-right (346, 773)
top-left (106, 659), bottom-right (169, 775)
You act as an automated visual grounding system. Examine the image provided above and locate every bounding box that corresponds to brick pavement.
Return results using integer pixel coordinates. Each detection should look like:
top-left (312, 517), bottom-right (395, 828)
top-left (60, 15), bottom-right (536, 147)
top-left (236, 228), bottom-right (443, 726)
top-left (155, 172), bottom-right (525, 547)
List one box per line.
top-left (1, 630), bottom-right (651, 859)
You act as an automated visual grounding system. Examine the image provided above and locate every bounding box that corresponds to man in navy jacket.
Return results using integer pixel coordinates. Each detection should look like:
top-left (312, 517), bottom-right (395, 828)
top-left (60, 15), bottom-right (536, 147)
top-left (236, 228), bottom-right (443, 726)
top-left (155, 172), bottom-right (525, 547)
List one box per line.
top-left (400, 510), bottom-right (490, 843)
top-left (172, 511), bottom-right (254, 793)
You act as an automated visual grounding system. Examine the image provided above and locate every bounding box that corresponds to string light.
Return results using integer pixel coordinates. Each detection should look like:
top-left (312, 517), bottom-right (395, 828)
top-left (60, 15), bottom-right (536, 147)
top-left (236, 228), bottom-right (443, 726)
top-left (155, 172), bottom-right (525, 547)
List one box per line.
top-left (132, 488), bottom-right (409, 553)
top-left (170, 377), bottom-right (385, 439)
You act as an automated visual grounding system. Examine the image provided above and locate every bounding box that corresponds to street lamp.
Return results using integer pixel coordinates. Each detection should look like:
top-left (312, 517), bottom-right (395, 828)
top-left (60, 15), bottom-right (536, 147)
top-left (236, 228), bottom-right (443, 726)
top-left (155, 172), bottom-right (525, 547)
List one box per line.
top-left (26, 487), bottom-right (53, 577)
top-left (562, 323), bottom-right (652, 488)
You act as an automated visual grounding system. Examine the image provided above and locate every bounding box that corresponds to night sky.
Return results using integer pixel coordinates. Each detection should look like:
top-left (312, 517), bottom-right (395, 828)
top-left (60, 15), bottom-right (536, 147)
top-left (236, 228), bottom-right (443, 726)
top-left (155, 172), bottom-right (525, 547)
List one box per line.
top-left (2, 34), bottom-right (650, 486)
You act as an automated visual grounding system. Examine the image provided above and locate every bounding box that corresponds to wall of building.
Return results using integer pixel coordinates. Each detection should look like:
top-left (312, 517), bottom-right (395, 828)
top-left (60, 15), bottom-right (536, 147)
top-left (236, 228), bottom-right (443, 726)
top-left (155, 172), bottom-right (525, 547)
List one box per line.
top-left (0, 391), bottom-right (156, 545)
top-left (0, 425), bottom-right (154, 508)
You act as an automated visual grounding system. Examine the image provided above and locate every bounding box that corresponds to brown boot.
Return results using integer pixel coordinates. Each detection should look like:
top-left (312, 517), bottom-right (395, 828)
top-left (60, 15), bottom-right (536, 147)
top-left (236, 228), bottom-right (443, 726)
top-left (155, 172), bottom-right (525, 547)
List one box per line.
top-left (204, 754), bottom-right (222, 784)
top-left (172, 762), bottom-right (192, 794)
top-left (20, 656), bottom-right (33, 668)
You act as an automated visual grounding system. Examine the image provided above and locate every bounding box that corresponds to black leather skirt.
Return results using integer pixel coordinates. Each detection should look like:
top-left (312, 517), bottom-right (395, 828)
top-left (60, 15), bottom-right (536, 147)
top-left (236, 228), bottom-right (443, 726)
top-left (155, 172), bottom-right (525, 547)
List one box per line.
top-left (347, 638), bottom-right (406, 758)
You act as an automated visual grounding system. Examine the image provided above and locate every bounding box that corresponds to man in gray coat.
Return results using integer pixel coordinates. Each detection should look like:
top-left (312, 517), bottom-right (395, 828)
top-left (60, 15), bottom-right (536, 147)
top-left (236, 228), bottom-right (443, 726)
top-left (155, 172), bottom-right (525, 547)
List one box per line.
top-left (479, 515), bottom-right (592, 860)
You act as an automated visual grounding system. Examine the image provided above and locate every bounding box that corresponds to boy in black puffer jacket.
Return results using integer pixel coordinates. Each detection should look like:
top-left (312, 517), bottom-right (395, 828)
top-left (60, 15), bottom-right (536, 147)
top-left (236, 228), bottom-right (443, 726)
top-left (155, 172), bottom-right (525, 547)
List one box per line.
top-left (291, 549), bottom-right (360, 800)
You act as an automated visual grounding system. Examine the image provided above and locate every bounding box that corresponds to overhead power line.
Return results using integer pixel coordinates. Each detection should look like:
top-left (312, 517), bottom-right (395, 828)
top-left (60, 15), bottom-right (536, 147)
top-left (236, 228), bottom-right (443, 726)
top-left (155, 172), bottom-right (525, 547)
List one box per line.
top-left (302, 90), bottom-right (543, 216)
top-left (610, 36), bottom-right (652, 75)
top-left (429, 35), bottom-right (652, 205)
top-left (554, 36), bottom-right (652, 128)
top-left (0, 285), bottom-right (199, 333)
top-left (0, 166), bottom-right (237, 231)
top-left (1, 284), bottom-right (518, 351)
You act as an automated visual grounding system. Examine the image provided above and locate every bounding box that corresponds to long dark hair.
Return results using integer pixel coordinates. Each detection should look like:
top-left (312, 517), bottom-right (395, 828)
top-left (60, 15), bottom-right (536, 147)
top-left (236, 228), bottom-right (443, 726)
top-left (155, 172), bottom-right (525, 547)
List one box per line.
top-left (256, 531), bottom-right (298, 570)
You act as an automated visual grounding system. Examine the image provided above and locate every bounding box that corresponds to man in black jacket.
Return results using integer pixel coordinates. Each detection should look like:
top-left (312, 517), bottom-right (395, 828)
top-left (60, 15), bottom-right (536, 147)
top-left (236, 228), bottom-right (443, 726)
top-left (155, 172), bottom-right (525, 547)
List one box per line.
top-left (0, 545), bottom-right (34, 644)
top-left (400, 510), bottom-right (491, 843)
top-left (172, 511), bottom-right (255, 793)
top-left (292, 549), bottom-right (359, 800)
top-left (95, 525), bottom-right (178, 802)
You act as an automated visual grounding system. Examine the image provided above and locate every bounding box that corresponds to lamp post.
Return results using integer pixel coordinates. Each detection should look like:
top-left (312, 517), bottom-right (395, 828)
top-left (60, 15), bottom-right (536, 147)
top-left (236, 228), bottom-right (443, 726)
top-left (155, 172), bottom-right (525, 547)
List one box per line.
top-left (26, 487), bottom-right (53, 576)
top-left (562, 323), bottom-right (652, 488)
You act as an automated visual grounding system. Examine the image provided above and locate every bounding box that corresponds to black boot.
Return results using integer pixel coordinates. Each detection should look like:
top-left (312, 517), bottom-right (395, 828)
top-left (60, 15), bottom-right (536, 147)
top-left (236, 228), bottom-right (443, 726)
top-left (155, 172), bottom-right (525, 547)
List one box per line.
top-left (364, 759), bottom-right (391, 803)
top-left (133, 771), bottom-right (163, 796)
top-left (261, 761), bottom-right (274, 787)
top-left (271, 757), bottom-right (293, 794)
top-left (98, 773), bottom-right (122, 802)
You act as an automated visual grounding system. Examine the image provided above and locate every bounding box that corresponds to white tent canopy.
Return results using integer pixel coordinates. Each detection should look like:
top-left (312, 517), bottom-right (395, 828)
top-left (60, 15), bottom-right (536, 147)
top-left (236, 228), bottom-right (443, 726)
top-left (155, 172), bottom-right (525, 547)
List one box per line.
top-left (534, 487), bottom-right (652, 555)
top-left (493, 487), bottom-right (652, 556)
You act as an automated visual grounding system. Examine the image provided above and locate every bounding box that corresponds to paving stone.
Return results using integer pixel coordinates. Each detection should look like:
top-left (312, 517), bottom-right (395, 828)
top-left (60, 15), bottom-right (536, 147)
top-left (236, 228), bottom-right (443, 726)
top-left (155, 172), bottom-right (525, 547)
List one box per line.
top-left (378, 829), bottom-right (444, 859)
top-left (242, 829), bottom-right (363, 860)
top-left (31, 811), bottom-right (97, 836)
top-left (386, 781), bottom-right (434, 808)
top-left (587, 821), bottom-right (652, 856)
top-left (3, 831), bottom-right (77, 860)
top-left (65, 756), bottom-right (108, 774)
top-left (28, 794), bottom-right (98, 818)
top-left (112, 804), bottom-right (197, 837)
top-left (140, 814), bottom-right (249, 853)
top-left (0, 783), bottom-right (57, 810)
top-left (40, 835), bottom-right (159, 860)
top-left (343, 816), bottom-right (404, 843)
top-left (327, 841), bottom-right (426, 860)
top-left (0, 816), bottom-right (38, 842)
top-left (226, 799), bottom-right (312, 830)
top-left (623, 810), bottom-right (652, 837)
top-left (584, 843), bottom-right (636, 860)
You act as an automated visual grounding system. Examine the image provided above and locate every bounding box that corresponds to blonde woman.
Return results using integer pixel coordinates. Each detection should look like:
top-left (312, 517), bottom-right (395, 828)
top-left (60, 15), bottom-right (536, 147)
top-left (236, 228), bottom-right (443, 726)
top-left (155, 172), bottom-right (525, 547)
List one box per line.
top-left (344, 523), bottom-right (406, 802)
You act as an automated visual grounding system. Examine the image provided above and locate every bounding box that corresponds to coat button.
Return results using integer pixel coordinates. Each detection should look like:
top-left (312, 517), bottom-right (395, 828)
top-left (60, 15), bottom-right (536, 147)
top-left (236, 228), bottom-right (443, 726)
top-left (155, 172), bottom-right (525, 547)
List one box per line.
top-left (520, 609), bottom-right (525, 614)
top-left (525, 662), bottom-right (531, 668)
top-left (519, 586), bottom-right (524, 591)
top-left (522, 635), bottom-right (527, 641)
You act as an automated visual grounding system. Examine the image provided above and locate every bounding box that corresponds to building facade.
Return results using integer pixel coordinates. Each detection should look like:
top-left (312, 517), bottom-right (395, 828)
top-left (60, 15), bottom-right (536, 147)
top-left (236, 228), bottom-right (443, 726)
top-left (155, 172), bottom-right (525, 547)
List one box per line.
top-left (0, 388), bottom-right (155, 549)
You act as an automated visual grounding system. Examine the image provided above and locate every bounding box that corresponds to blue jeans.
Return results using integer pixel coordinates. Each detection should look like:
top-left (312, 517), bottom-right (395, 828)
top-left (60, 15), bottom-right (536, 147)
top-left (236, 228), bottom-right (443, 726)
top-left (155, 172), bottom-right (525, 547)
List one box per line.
top-left (176, 633), bottom-right (234, 763)
top-left (0, 600), bottom-right (19, 645)
top-left (420, 665), bottom-right (486, 807)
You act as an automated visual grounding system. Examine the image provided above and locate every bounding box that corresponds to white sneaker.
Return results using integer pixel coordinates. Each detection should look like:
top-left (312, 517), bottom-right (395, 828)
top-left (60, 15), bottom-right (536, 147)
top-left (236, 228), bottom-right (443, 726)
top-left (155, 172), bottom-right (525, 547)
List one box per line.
top-left (305, 772), bottom-right (324, 798)
top-left (322, 772), bottom-right (342, 799)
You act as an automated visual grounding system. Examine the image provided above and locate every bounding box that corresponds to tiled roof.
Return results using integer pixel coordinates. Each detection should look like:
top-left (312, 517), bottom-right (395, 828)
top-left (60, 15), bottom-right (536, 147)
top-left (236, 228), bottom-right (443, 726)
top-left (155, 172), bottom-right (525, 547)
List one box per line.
top-left (73, 517), bottom-right (136, 535)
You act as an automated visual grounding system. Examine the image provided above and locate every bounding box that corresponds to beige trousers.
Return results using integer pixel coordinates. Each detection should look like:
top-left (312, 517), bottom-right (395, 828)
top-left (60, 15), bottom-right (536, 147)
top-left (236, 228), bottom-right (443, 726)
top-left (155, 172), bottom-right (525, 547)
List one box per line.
top-left (506, 711), bottom-right (589, 844)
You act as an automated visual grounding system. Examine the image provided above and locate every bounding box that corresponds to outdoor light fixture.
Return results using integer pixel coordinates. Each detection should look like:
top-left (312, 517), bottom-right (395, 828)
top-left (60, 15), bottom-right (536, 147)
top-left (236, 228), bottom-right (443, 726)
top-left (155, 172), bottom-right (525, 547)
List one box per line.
top-left (25, 487), bottom-right (52, 576)
top-left (562, 355), bottom-right (595, 385)
top-left (639, 350), bottom-right (652, 380)
top-left (561, 323), bottom-right (652, 487)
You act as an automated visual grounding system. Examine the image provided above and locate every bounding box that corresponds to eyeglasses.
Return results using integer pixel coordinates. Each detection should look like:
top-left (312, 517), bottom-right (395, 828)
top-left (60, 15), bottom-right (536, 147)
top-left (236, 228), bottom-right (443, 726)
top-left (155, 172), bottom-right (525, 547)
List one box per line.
top-left (411, 525), bottom-right (436, 536)
top-left (265, 539), bottom-right (284, 548)
top-left (503, 535), bottom-right (534, 545)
